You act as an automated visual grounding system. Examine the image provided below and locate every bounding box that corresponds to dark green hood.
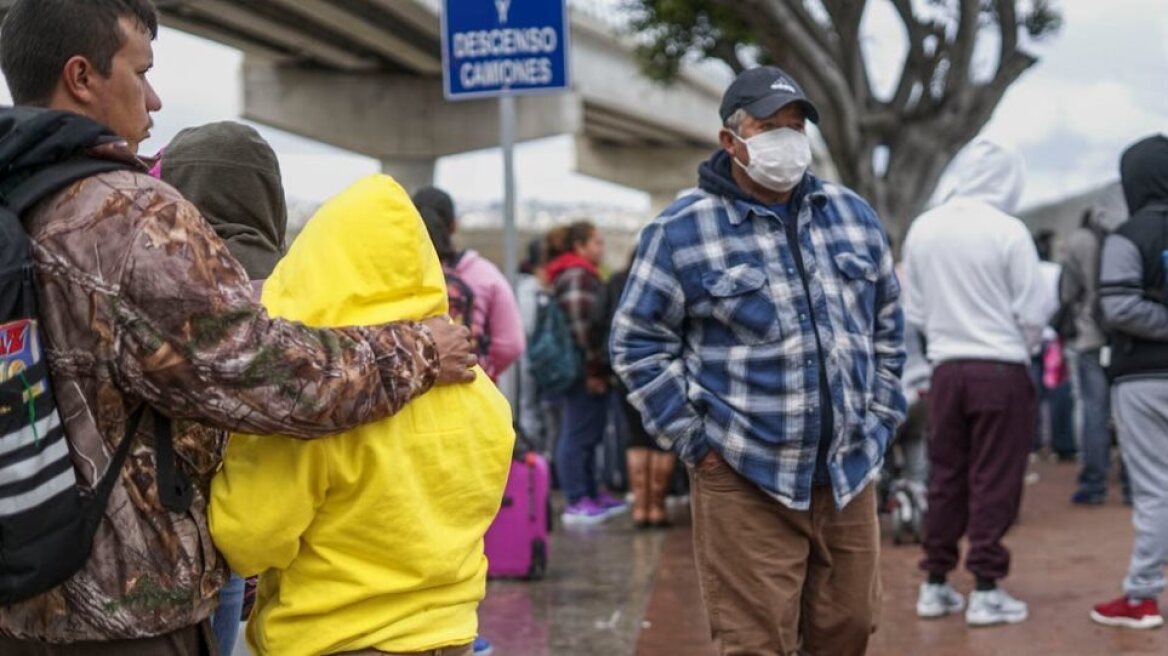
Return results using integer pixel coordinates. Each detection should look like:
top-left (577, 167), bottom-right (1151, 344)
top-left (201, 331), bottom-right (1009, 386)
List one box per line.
top-left (160, 121), bottom-right (286, 280)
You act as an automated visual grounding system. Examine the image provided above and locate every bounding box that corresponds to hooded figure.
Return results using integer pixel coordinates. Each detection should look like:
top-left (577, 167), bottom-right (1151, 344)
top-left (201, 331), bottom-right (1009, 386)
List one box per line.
top-left (902, 139), bottom-right (1045, 625)
top-left (157, 121), bottom-right (286, 656)
top-left (160, 121), bottom-right (287, 280)
top-left (209, 175), bottom-right (514, 656)
top-left (1089, 135), bottom-right (1168, 627)
top-left (903, 139), bottom-right (1047, 364)
top-left (1098, 134), bottom-right (1168, 381)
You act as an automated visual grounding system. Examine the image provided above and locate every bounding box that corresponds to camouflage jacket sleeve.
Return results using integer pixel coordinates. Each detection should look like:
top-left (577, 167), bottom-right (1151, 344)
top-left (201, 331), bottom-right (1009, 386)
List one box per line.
top-left (111, 188), bottom-right (440, 438)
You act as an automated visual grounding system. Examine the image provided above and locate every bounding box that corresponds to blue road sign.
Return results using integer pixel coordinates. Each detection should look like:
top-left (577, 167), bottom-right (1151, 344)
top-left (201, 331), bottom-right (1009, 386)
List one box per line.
top-left (442, 0), bottom-right (570, 100)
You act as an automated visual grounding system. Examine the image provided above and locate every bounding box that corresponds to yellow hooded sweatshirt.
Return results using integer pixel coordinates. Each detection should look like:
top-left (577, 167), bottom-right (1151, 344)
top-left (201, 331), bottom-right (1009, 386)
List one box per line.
top-left (209, 175), bottom-right (514, 656)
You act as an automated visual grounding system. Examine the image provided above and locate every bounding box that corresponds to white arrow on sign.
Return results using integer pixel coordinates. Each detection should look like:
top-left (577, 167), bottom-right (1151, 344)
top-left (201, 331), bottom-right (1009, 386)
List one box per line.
top-left (495, 0), bottom-right (511, 24)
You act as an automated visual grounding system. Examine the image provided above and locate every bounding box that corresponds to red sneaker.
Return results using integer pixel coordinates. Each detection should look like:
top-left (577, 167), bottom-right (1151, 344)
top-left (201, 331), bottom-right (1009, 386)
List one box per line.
top-left (1090, 596), bottom-right (1164, 629)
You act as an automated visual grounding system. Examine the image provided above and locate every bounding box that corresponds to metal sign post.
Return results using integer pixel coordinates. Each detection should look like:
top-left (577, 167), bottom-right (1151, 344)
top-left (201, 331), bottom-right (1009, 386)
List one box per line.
top-left (500, 94), bottom-right (518, 289)
top-left (441, 0), bottom-right (571, 400)
top-left (441, 0), bottom-right (571, 288)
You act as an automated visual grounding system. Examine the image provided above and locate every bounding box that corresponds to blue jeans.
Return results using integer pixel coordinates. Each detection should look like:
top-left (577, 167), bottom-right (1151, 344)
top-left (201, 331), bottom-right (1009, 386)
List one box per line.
top-left (1071, 350), bottom-right (1114, 496)
top-left (211, 573), bottom-right (245, 655)
top-left (554, 382), bottom-right (610, 504)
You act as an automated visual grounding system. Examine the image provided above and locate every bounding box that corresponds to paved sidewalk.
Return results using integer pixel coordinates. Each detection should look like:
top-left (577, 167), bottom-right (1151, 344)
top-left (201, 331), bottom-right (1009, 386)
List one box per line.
top-left (226, 459), bottom-right (1164, 655)
top-left (635, 459), bottom-right (1167, 655)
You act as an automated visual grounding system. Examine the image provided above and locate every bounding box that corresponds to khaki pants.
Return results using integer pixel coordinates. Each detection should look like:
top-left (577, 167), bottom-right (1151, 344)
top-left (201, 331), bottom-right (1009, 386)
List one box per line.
top-left (690, 454), bottom-right (880, 656)
top-left (0, 622), bottom-right (216, 655)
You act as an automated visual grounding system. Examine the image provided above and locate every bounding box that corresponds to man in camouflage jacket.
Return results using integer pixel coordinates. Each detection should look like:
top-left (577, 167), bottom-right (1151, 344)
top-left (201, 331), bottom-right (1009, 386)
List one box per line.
top-left (0, 0), bottom-right (476, 651)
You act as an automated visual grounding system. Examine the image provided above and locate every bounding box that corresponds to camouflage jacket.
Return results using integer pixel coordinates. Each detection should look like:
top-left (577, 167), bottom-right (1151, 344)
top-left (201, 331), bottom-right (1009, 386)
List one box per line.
top-left (0, 151), bottom-right (440, 642)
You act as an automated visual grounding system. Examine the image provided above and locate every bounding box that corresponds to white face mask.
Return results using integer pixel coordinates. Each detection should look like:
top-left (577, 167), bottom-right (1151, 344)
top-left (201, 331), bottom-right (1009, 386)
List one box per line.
top-left (732, 128), bottom-right (812, 193)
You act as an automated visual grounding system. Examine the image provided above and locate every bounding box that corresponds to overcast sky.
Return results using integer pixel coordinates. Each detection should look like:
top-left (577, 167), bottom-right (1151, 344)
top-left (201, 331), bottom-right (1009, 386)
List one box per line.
top-left (1, 0), bottom-right (1164, 215)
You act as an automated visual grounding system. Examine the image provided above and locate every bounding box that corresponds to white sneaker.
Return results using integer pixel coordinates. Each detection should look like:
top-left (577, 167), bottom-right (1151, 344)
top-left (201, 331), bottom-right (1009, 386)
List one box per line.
top-left (966, 588), bottom-right (1029, 626)
top-left (917, 582), bottom-right (966, 619)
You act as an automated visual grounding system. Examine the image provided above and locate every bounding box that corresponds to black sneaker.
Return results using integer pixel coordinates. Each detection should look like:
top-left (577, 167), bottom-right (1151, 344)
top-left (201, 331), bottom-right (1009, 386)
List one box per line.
top-left (1071, 489), bottom-right (1106, 506)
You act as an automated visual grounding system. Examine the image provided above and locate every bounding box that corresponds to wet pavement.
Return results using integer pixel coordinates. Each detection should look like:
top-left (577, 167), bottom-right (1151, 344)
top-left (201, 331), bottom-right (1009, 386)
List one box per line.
top-left (479, 459), bottom-right (1168, 655)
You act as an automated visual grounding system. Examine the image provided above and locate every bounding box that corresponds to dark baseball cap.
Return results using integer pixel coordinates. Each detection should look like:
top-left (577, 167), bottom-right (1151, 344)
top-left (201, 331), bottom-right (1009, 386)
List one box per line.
top-left (719, 66), bottom-right (820, 125)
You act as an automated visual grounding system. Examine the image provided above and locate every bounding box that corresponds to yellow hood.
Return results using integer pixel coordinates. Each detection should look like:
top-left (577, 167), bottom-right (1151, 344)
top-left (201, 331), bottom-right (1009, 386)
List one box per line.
top-left (262, 174), bottom-right (449, 326)
top-left (210, 174), bottom-right (514, 656)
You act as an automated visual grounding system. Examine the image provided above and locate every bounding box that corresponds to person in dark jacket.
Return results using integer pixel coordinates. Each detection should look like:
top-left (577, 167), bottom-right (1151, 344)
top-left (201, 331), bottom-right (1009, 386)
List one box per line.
top-left (158, 121), bottom-right (286, 656)
top-left (0, 1), bottom-right (474, 651)
top-left (546, 221), bottom-right (628, 526)
top-left (1090, 134), bottom-right (1168, 630)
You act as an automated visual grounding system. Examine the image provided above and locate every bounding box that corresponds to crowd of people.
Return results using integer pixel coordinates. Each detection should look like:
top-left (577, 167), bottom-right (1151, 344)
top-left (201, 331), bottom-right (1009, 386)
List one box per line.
top-left (0, 1), bottom-right (1166, 656)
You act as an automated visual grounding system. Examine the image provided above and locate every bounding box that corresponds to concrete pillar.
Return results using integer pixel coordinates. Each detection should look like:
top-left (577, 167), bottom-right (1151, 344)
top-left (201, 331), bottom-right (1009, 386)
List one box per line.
top-left (574, 136), bottom-right (707, 217)
top-left (379, 156), bottom-right (436, 194)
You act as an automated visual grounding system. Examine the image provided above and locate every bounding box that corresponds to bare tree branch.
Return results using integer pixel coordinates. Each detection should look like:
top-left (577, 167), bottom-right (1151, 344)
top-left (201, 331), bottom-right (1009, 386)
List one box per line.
top-left (946, 0), bottom-right (982, 98)
top-left (822, 0), bottom-right (872, 106)
top-left (711, 39), bottom-right (746, 74)
top-left (777, 0), bottom-right (844, 67)
top-left (888, 0), bottom-right (925, 112)
top-left (732, 0), bottom-right (862, 157)
top-left (995, 0), bottom-right (1020, 66)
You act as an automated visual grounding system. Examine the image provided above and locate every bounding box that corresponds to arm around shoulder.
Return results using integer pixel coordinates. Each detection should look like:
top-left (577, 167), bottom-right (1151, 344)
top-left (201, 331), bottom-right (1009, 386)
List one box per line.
top-left (112, 193), bottom-right (441, 438)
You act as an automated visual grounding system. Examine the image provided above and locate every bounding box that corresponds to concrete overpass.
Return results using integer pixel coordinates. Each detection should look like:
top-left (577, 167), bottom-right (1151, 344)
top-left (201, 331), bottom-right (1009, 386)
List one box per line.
top-left (132, 0), bottom-right (728, 210)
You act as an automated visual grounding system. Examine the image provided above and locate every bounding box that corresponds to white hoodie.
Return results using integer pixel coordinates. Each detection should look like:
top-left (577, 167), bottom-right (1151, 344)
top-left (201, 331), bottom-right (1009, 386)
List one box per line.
top-left (902, 140), bottom-right (1047, 365)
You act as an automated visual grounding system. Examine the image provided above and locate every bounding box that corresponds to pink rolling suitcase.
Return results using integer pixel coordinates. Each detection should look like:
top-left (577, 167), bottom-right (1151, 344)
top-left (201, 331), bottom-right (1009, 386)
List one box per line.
top-left (484, 451), bottom-right (551, 579)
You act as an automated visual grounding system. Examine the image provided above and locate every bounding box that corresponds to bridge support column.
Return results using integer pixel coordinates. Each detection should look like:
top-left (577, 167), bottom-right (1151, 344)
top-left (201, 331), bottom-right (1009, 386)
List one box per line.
top-left (380, 156), bottom-right (436, 194)
top-left (573, 136), bottom-right (708, 221)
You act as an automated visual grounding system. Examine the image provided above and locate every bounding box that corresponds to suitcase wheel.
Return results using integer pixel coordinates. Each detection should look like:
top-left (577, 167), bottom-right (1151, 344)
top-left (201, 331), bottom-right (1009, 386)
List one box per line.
top-left (527, 539), bottom-right (547, 580)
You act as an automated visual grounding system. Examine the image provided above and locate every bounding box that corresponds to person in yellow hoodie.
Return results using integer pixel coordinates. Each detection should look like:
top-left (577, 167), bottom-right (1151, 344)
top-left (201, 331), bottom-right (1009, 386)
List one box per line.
top-left (209, 174), bottom-right (515, 656)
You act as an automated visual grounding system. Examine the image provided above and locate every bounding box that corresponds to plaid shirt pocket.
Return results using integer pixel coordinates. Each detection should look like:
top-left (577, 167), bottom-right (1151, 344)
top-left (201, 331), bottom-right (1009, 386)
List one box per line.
top-left (700, 264), bottom-right (783, 345)
top-left (833, 251), bottom-right (879, 334)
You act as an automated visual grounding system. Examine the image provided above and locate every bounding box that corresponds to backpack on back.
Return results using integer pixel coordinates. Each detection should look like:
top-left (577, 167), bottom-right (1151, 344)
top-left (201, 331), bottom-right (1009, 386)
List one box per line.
top-left (526, 293), bottom-right (582, 396)
top-left (1053, 222), bottom-right (1109, 341)
top-left (0, 129), bottom-right (186, 604)
top-left (442, 257), bottom-right (492, 361)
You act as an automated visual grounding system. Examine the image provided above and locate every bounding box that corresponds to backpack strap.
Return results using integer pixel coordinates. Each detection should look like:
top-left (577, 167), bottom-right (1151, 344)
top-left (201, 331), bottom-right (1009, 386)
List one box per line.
top-left (150, 408), bottom-right (193, 513)
top-left (88, 405), bottom-right (146, 518)
top-left (87, 406), bottom-right (191, 519)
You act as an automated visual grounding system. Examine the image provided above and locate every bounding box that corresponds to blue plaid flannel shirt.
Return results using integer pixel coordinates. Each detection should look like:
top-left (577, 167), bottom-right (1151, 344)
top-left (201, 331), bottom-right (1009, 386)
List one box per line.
top-left (610, 159), bottom-right (906, 510)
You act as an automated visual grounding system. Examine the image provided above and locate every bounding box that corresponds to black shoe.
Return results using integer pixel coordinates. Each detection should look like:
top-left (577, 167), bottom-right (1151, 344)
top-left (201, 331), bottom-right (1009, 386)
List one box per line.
top-left (1071, 490), bottom-right (1106, 506)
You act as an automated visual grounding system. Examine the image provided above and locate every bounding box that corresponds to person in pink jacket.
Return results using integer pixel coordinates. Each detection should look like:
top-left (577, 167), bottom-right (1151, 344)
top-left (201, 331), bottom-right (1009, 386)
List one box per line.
top-left (414, 186), bottom-right (525, 381)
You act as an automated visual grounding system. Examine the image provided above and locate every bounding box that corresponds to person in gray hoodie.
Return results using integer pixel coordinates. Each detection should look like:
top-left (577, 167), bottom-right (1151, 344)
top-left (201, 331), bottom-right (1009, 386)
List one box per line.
top-left (1058, 207), bottom-right (1128, 506)
top-left (1090, 134), bottom-right (1168, 630)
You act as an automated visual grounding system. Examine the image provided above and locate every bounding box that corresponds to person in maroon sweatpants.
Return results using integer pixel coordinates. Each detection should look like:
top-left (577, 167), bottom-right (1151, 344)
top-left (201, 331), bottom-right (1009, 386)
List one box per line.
top-left (922, 362), bottom-right (1036, 587)
top-left (902, 140), bottom-right (1048, 627)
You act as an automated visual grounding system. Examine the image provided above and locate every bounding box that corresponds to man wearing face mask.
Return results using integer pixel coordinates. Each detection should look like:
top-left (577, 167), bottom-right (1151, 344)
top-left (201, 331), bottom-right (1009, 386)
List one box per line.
top-left (611, 66), bottom-right (905, 655)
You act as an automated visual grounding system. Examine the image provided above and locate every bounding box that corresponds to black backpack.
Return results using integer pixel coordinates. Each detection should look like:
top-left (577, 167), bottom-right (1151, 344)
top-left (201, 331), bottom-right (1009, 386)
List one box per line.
top-left (442, 253), bottom-right (491, 361)
top-left (0, 140), bottom-right (190, 604)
